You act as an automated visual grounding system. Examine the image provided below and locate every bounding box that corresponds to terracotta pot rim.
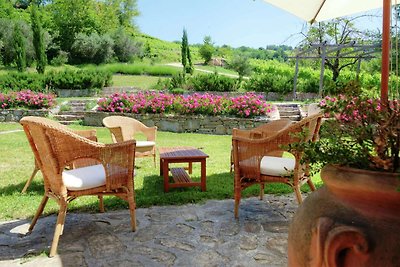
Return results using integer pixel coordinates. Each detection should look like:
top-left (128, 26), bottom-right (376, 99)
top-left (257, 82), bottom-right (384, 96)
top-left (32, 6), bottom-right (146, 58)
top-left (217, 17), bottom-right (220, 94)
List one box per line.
top-left (323, 164), bottom-right (400, 177)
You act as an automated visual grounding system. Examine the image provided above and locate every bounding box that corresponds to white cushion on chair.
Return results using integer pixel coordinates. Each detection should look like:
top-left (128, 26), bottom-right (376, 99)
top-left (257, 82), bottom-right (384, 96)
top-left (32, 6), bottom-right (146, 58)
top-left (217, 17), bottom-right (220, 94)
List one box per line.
top-left (260, 156), bottom-right (295, 177)
top-left (136, 141), bottom-right (155, 148)
top-left (63, 164), bottom-right (106, 191)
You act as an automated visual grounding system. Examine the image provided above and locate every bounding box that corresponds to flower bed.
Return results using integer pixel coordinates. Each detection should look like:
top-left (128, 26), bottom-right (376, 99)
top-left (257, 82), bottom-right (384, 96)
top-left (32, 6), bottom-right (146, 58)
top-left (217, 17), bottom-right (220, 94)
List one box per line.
top-left (97, 92), bottom-right (275, 118)
top-left (0, 90), bottom-right (56, 110)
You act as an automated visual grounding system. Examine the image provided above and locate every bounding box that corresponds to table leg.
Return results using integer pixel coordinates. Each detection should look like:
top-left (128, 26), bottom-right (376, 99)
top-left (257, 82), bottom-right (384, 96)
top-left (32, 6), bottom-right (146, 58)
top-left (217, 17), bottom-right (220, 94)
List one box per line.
top-left (160, 158), bottom-right (163, 176)
top-left (201, 159), bottom-right (206, 191)
top-left (188, 162), bottom-right (193, 174)
top-left (163, 160), bottom-right (170, 192)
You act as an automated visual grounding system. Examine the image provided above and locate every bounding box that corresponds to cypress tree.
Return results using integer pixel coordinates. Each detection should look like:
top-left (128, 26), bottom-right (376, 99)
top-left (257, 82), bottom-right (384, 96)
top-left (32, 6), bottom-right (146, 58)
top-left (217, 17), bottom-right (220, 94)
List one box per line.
top-left (31, 4), bottom-right (47, 74)
top-left (13, 23), bottom-right (26, 72)
top-left (181, 29), bottom-right (188, 73)
top-left (181, 28), bottom-right (193, 75)
top-left (186, 43), bottom-right (194, 74)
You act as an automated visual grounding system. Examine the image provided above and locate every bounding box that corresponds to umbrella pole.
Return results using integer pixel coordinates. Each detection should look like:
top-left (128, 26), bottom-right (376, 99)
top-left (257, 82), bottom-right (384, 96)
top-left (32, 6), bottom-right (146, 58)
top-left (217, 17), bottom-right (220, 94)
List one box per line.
top-left (381, 0), bottom-right (390, 104)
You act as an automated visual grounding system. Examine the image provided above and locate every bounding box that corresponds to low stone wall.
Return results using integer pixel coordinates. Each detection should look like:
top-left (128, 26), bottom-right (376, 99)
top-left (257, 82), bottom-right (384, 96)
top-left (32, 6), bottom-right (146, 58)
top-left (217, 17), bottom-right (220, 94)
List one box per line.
top-left (55, 88), bottom-right (98, 97)
top-left (84, 112), bottom-right (273, 135)
top-left (0, 109), bottom-right (49, 122)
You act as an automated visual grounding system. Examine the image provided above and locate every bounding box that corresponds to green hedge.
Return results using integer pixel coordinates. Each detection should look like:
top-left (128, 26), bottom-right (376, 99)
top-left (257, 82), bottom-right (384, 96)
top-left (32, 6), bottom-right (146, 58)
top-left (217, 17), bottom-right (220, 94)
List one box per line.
top-left (190, 73), bottom-right (239, 92)
top-left (0, 69), bottom-right (112, 92)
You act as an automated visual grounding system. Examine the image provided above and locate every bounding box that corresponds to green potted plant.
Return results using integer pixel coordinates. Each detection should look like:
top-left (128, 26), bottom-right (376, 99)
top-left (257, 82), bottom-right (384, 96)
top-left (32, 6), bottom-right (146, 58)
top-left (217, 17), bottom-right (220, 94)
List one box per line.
top-left (305, 95), bottom-right (399, 172)
top-left (287, 94), bottom-right (400, 267)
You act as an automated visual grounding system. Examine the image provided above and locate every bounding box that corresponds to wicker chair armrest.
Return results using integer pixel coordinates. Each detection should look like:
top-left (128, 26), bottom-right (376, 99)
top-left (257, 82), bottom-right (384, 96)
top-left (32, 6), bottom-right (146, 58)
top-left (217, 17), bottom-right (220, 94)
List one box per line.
top-left (106, 126), bottom-right (124, 143)
top-left (141, 126), bottom-right (157, 141)
top-left (71, 129), bottom-right (97, 140)
top-left (100, 140), bottom-right (136, 191)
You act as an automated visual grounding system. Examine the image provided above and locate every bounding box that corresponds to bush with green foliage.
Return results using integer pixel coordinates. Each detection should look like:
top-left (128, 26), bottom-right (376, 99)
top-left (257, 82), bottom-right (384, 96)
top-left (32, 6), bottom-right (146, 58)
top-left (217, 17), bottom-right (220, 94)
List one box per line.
top-left (159, 73), bottom-right (188, 91)
top-left (71, 32), bottom-right (114, 64)
top-left (50, 51), bottom-right (68, 66)
top-left (0, 72), bottom-right (45, 92)
top-left (112, 28), bottom-right (143, 62)
top-left (191, 73), bottom-right (238, 92)
top-left (45, 69), bottom-right (112, 90)
top-left (0, 69), bottom-right (112, 92)
top-left (228, 55), bottom-right (252, 81)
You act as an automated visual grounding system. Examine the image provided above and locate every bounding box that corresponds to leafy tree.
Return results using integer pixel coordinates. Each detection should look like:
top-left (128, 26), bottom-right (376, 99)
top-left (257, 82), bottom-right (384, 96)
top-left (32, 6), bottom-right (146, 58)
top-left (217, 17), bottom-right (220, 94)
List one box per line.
top-left (228, 55), bottom-right (252, 82)
top-left (199, 35), bottom-right (214, 65)
top-left (112, 27), bottom-right (143, 62)
top-left (112, 0), bottom-right (139, 28)
top-left (71, 32), bottom-right (114, 64)
top-left (300, 17), bottom-right (376, 83)
top-left (13, 22), bottom-right (26, 72)
top-left (48, 0), bottom-right (101, 52)
top-left (181, 29), bottom-right (193, 75)
top-left (30, 4), bottom-right (46, 73)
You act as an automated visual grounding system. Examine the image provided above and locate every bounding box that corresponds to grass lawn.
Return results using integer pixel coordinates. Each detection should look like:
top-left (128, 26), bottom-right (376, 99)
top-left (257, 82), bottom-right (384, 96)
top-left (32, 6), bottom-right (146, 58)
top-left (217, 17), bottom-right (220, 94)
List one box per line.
top-left (0, 122), bottom-right (322, 221)
top-left (193, 64), bottom-right (239, 76)
top-left (112, 74), bottom-right (166, 89)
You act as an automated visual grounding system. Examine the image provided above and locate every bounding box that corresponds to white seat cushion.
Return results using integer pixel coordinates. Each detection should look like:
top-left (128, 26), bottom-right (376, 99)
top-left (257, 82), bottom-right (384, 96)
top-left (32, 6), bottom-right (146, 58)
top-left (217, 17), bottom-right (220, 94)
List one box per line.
top-left (136, 141), bottom-right (155, 148)
top-left (260, 156), bottom-right (295, 177)
top-left (63, 164), bottom-right (106, 191)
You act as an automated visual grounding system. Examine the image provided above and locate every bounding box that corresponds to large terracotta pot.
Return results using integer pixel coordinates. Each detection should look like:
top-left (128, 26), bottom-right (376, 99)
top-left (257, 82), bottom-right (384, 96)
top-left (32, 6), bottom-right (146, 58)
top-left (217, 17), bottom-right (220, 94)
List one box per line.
top-left (288, 164), bottom-right (400, 267)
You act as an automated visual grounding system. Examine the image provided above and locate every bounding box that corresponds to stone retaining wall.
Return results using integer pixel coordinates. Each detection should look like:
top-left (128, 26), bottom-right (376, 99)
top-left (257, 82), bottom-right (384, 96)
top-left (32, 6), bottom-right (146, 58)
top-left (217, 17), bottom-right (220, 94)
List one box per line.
top-left (0, 109), bottom-right (49, 122)
top-left (55, 88), bottom-right (98, 97)
top-left (84, 112), bottom-right (273, 135)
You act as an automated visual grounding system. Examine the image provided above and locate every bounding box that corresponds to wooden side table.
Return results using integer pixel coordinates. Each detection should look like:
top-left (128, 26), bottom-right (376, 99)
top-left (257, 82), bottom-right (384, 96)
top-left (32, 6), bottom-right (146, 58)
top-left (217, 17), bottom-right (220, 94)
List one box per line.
top-left (159, 147), bottom-right (209, 192)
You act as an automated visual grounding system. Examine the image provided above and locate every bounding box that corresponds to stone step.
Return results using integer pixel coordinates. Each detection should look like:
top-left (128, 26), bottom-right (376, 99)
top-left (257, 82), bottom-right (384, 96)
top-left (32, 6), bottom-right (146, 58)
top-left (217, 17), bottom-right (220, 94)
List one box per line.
top-left (58, 111), bottom-right (87, 116)
top-left (53, 114), bottom-right (84, 121)
top-left (275, 104), bottom-right (301, 121)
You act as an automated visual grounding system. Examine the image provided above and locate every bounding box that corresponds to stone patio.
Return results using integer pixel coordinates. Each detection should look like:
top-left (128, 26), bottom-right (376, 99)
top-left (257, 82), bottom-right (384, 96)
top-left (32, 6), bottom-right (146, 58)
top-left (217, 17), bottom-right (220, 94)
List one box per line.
top-left (0, 195), bottom-right (300, 267)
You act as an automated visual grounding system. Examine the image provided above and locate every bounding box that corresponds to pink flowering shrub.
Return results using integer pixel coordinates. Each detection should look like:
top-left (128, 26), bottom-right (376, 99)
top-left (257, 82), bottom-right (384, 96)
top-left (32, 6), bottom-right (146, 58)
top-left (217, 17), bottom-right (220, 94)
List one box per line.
top-left (0, 90), bottom-right (55, 109)
top-left (98, 92), bottom-right (273, 118)
top-left (310, 95), bottom-right (400, 172)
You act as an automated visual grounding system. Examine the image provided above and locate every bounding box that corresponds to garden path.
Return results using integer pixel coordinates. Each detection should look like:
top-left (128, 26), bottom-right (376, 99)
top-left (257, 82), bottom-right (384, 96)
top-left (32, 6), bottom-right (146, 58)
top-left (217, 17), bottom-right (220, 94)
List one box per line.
top-left (0, 194), bottom-right (302, 267)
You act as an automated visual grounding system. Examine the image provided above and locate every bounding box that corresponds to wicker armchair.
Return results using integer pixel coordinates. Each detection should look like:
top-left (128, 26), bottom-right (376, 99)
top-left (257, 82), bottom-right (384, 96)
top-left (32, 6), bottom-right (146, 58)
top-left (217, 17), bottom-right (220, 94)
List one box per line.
top-left (232, 113), bottom-right (323, 218)
top-left (20, 116), bottom-right (136, 257)
top-left (103, 116), bottom-right (157, 166)
top-left (22, 126), bottom-right (98, 193)
top-left (230, 118), bottom-right (293, 173)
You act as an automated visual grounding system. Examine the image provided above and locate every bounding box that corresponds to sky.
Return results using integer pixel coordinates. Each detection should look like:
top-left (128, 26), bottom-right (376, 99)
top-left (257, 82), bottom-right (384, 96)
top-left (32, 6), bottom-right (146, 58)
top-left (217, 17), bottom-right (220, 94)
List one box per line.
top-left (136, 0), bottom-right (384, 49)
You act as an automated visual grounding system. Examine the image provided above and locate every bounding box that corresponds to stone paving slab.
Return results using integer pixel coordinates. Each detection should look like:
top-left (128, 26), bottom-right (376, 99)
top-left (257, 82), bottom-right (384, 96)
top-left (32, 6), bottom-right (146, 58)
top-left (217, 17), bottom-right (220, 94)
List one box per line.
top-left (0, 195), bottom-right (299, 267)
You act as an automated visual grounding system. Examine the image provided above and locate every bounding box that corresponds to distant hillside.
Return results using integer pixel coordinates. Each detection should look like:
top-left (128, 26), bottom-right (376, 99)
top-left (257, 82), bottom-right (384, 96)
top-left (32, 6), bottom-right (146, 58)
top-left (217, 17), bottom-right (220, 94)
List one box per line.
top-left (136, 33), bottom-right (201, 63)
top-left (135, 33), bottom-right (293, 64)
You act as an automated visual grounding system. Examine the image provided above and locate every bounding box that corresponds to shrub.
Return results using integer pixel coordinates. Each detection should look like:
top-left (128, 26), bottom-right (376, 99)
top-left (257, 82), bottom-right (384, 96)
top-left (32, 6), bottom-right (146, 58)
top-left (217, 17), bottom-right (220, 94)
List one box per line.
top-left (50, 51), bottom-right (68, 66)
top-left (45, 69), bottom-right (112, 90)
top-left (71, 32), bottom-right (114, 64)
top-left (97, 92), bottom-right (273, 118)
top-left (245, 72), bottom-right (292, 94)
top-left (190, 73), bottom-right (238, 92)
top-left (0, 90), bottom-right (55, 109)
top-left (0, 72), bottom-right (45, 92)
top-left (112, 29), bottom-right (143, 62)
top-left (0, 69), bottom-right (112, 92)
